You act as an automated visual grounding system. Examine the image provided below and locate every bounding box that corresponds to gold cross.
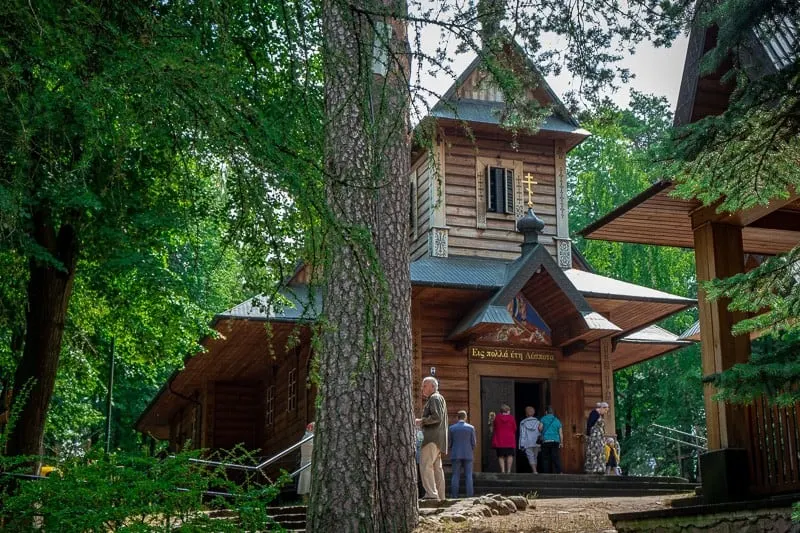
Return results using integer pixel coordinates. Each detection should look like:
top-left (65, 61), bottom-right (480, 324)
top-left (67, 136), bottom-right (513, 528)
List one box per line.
top-left (523, 173), bottom-right (538, 207)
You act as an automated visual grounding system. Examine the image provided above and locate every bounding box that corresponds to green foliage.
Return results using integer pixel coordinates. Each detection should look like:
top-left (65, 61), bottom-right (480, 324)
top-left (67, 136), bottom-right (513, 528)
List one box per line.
top-left (0, 449), bottom-right (288, 532)
top-left (656, 0), bottom-right (800, 405)
top-left (569, 93), bottom-right (704, 477)
top-left (0, 0), bottom-right (323, 454)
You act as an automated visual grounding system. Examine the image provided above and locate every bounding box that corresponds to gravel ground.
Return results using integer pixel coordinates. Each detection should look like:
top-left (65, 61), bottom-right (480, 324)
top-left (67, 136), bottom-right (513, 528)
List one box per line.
top-left (414, 494), bottom-right (692, 533)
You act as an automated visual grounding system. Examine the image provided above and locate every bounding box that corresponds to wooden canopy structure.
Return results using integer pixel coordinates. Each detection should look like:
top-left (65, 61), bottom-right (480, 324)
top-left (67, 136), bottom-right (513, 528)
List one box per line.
top-left (580, 18), bottom-right (800, 500)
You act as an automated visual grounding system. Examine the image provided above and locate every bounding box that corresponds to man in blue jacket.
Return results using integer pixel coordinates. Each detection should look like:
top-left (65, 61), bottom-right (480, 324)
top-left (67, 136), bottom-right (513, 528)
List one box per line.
top-left (448, 410), bottom-right (476, 498)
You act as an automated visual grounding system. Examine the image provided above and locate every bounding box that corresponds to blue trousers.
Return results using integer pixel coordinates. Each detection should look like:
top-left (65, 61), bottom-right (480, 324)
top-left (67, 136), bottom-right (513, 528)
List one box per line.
top-left (450, 459), bottom-right (474, 498)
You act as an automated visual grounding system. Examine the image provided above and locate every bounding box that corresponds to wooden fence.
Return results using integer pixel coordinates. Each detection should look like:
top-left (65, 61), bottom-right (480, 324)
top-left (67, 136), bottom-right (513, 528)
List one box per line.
top-left (746, 397), bottom-right (800, 495)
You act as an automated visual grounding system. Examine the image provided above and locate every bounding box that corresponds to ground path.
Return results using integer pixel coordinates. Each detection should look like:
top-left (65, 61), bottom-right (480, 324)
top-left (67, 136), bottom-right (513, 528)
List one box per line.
top-left (414, 494), bottom-right (691, 532)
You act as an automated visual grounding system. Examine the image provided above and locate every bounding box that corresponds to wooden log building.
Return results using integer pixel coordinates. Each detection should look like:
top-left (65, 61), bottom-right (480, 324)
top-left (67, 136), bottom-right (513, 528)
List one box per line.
top-left (137, 43), bottom-right (695, 474)
top-left (581, 21), bottom-right (800, 499)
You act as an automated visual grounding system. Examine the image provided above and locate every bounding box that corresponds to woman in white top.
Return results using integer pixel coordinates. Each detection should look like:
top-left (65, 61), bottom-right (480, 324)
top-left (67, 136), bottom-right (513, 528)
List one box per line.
top-left (297, 422), bottom-right (315, 500)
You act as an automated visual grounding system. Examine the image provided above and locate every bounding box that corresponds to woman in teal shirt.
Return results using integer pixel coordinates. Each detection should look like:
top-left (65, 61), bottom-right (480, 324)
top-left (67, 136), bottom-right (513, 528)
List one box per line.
top-left (538, 406), bottom-right (563, 473)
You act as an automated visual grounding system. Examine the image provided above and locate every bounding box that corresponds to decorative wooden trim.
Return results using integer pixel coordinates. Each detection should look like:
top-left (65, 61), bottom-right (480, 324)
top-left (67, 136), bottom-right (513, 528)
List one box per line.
top-left (428, 227), bottom-right (449, 257)
top-left (554, 140), bottom-right (569, 238)
top-left (555, 237), bottom-right (572, 270)
top-left (430, 143), bottom-right (447, 228)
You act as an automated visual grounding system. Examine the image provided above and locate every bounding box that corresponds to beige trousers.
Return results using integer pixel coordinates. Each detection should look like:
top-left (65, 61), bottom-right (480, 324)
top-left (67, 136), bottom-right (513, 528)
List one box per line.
top-left (420, 442), bottom-right (445, 500)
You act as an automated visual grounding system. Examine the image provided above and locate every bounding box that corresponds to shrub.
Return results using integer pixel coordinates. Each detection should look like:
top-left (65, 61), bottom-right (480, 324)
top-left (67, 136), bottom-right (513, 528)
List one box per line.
top-left (0, 448), bottom-right (289, 532)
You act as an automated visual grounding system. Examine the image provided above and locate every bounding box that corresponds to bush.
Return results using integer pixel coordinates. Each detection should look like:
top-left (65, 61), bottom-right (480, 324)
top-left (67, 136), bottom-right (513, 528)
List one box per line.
top-left (0, 448), bottom-right (289, 532)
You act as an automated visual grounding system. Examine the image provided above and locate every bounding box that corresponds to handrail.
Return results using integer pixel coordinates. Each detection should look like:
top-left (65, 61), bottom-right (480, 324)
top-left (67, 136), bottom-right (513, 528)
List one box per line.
top-left (188, 433), bottom-right (314, 480)
top-left (651, 423), bottom-right (708, 442)
top-left (653, 433), bottom-right (708, 451)
top-left (289, 461), bottom-right (311, 479)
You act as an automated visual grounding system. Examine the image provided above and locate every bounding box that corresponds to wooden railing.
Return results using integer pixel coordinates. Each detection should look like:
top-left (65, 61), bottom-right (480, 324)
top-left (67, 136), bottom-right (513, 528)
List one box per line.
top-left (746, 397), bottom-right (800, 494)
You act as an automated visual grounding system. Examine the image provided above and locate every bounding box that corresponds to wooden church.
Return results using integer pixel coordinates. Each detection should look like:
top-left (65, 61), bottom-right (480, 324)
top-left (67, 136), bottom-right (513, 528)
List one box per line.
top-left (137, 43), bottom-right (695, 474)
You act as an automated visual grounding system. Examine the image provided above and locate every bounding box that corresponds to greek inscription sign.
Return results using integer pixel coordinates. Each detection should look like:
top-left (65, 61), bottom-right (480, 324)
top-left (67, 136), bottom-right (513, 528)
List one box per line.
top-left (468, 346), bottom-right (557, 366)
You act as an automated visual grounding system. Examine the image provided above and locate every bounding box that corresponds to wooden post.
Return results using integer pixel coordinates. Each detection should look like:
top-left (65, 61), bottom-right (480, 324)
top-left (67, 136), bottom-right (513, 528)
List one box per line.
top-left (554, 140), bottom-right (572, 269)
top-left (600, 337), bottom-right (616, 437)
top-left (694, 222), bottom-right (751, 453)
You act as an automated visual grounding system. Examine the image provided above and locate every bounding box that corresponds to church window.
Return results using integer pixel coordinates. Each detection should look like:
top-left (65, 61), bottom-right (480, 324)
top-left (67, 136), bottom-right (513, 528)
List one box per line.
top-left (265, 385), bottom-right (275, 428)
top-left (486, 166), bottom-right (515, 214)
top-left (287, 368), bottom-right (297, 412)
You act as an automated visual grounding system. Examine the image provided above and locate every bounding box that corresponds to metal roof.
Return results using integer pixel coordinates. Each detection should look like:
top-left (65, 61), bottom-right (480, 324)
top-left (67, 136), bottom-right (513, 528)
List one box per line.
top-left (217, 285), bottom-right (321, 322)
top-left (679, 320), bottom-right (701, 342)
top-left (623, 324), bottom-right (693, 344)
top-left (430, 99), bottom-right (590, 136)
top-left (410, 255), bottom-right (508, 289)
top-left (564, 269), bottom-right (696, 305)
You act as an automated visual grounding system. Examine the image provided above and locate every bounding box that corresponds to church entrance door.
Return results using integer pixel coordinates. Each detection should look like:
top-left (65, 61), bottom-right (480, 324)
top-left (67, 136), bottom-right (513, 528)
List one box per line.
top-left (480, 377), bottom-right (545, 472)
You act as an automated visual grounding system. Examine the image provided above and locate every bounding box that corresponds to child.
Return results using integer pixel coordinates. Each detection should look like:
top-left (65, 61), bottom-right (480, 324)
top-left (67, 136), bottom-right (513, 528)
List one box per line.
top-left (604, 436), bottom-right (621, 475)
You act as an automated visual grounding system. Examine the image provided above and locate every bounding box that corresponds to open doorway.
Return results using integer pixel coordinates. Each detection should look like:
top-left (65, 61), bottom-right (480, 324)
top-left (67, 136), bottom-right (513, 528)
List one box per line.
top-left (514, 380), bottom-right (544, 473)
top-left (480, 377), bottom-right (547, 472)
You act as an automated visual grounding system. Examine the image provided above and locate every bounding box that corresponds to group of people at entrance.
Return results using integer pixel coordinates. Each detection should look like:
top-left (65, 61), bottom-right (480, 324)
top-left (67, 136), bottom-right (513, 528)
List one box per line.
top-left (414, 377), bottom-right (622, 501)
top-left (489, 404), bottom-right (564, 474)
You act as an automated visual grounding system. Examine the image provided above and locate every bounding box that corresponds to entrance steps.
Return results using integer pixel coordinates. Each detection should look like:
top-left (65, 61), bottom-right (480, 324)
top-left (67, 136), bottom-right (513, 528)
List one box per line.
top-left (210, 505), bottom-right (307, 532)
top-left (471, 472), bottom-right (699, 499)
top-left (266, 505), bottom-right (307, 532)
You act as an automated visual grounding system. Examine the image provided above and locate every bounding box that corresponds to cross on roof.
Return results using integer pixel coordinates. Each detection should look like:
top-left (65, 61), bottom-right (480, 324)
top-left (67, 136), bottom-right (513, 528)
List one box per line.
top-left (523, 173), bottom-right (538, 208)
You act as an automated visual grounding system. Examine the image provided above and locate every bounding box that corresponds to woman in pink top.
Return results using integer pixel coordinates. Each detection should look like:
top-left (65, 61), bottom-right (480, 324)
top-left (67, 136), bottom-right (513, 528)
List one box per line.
top-left (489, 404), bottom-right (517, 473)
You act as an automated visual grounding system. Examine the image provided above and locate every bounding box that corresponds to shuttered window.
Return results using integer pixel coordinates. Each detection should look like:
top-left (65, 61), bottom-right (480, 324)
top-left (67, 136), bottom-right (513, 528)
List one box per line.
top-left (486, 166), bottom-right (514, 214)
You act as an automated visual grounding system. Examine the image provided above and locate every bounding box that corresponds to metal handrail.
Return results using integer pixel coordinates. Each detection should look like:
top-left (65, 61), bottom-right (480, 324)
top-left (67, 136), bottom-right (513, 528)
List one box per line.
top-left (653, 433), bottom-right (708, 451)
top-left (189, 433), bottom-right (314, 480)
top-left (289, 461), bottom-right (311, 479)
top-left (651, 423), bottom-right (708, 442)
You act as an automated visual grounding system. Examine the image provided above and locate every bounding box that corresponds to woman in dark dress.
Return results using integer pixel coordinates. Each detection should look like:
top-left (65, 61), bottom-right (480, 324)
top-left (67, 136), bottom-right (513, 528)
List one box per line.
top-left (584, 402), bottom-right (608, 474)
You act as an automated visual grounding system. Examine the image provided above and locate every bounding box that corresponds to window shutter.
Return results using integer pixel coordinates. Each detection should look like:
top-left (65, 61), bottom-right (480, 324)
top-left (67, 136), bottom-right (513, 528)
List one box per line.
top-left (486, 166), bottom-right (494, 212)
top-left (504, 169), bottom-right (514, 214)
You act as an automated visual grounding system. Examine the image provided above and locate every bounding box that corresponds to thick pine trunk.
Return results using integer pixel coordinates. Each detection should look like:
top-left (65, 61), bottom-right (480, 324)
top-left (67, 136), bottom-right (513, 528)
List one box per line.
top-left (309, 0), bottom-right (417, 531)
top-left (6, 217), bottom-right (78, 459)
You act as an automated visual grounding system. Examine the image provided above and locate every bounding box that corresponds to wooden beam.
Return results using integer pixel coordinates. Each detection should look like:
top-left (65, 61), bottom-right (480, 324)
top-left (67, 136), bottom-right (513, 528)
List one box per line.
top-left (562, 340), bottom-right (587, 357)
top-left (690, 189), bottom-right (799, 229)
top-left (600, 337), bottom-right (616, 437)
top-left (694, 222), bottom-right (751, 451)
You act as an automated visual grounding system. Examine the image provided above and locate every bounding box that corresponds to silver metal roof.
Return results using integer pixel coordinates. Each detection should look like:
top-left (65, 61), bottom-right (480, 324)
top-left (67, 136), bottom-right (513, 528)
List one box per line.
top-left (564, 269), bottom-right (696, 304)
top-left (622, 324), bottom-right (693, 344)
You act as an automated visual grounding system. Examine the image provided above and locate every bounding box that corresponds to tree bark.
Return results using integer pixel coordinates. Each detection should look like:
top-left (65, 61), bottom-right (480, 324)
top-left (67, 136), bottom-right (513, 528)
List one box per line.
top-left (309, 0), bottom-right (417, 531)
top-left (6, 214), bottom-right (78, 460)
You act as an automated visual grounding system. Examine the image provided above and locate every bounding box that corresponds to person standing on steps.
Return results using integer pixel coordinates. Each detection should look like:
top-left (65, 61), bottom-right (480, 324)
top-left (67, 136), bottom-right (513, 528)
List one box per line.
top-left (518, 406), bottom-right (541, 474)
top-left (415, 376), bottom-right (448, 500)
top-left (448, 410), bottom-right (476, 498)
top-left (585, 401), bottom-right (608, 474)
top-left (538, 406), bottom-right (564, 474)
top-left (490, 404), bottom-right (516, 473)
top-left (297, 422), bottom-right (314, 503)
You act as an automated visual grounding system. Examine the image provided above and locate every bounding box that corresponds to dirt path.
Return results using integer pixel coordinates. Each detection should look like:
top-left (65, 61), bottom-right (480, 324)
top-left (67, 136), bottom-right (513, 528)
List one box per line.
top-left (415, 494), bottom-right (691, 532)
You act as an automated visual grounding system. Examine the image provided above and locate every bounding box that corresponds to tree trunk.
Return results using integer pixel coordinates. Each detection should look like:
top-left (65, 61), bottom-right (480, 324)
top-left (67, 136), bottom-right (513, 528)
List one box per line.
top-left (7, 216), bottom-right (78, 460)
top-left (309, 0), bottom-right (417, 531)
